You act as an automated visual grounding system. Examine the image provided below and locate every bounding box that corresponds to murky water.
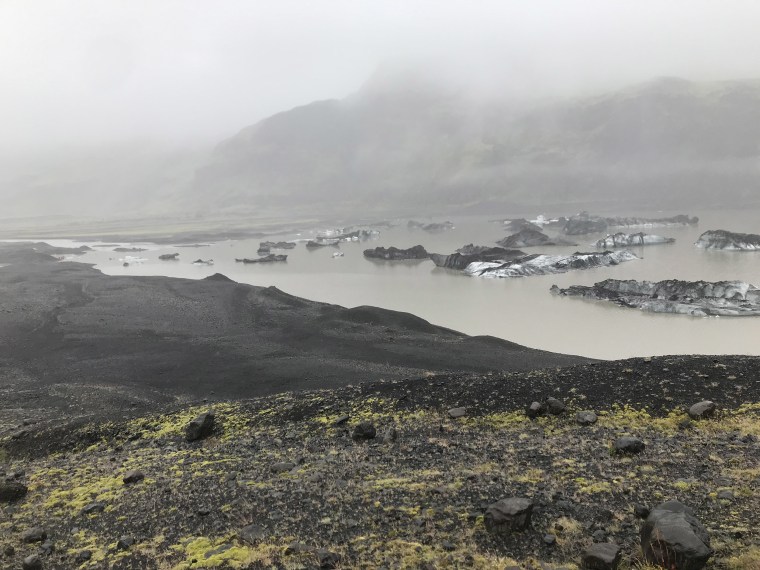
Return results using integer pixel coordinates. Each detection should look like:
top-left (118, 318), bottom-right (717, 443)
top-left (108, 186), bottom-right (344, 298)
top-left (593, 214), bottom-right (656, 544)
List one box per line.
top-left (38, 209), bottom-right (760, 360)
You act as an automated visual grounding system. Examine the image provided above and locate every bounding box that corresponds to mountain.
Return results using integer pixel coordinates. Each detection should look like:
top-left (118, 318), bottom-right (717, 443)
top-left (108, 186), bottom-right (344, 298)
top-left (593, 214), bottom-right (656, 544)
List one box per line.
top-left (193, 74), bottom-right (760, 214)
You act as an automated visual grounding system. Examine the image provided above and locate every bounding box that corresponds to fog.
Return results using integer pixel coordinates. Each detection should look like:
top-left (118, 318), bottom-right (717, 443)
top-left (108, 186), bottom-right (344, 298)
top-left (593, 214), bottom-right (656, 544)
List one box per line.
top-left (4, 0), bottom-right (760, 151)
top-left (3, 1), bottom-right (760, 219)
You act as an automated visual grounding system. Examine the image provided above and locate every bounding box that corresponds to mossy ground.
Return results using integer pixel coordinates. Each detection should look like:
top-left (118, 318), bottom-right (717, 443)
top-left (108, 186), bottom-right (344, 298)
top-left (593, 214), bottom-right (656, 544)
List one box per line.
top-left (1, 356), bottom-right (759, 569)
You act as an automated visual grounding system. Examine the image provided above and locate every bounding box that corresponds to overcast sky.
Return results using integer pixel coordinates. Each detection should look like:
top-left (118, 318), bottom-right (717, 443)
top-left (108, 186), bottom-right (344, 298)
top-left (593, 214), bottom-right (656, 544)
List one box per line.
top-left (3, 0), bottom-right (760, 152)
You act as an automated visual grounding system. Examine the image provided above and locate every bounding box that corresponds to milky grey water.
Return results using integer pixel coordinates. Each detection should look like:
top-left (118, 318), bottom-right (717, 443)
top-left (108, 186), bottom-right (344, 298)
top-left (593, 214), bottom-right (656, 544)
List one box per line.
top-left (50, 209), bottom-right (760, 360)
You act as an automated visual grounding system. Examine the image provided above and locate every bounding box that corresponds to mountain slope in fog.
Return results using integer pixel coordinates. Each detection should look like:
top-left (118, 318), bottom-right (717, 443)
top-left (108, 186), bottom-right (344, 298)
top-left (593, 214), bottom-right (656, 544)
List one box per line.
top-left (195, 75), bottom-right (760, 213)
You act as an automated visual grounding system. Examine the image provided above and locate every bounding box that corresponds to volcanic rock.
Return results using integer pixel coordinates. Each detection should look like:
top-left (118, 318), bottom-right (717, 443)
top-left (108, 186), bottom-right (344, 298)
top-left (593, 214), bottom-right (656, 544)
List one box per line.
top-left (484, 497), bottom-right (534, 533)
top-left (641, 501), bottom-right (712, 570)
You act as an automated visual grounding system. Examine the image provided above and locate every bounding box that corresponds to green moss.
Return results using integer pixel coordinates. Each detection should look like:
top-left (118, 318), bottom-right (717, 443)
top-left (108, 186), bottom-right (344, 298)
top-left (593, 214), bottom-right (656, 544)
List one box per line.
top-left (170, 535), bottom-right (280, 569)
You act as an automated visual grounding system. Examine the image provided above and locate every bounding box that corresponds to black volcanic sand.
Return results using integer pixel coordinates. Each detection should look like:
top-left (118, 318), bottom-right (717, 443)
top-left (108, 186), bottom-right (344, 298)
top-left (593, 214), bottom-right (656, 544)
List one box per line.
top-left (1, 356), bottom-right (758, 569)
top-left (0, 243), bottom-right (586, 433)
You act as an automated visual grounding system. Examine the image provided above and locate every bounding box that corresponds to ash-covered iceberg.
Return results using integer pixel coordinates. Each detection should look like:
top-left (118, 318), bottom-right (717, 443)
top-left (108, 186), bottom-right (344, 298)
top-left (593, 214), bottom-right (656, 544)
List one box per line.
top-left (498, 229), bottom-right (577, 248)
top-left (430, 246), bottom-right (524, 270)
top-left (695, 230), bottom-right (760, 250)
top-left (595, 232), bottom-right (675, 248)
top-left (464, 250), bottom-right (638, 278)
top-left (552, 279), bottom-right (760, 317)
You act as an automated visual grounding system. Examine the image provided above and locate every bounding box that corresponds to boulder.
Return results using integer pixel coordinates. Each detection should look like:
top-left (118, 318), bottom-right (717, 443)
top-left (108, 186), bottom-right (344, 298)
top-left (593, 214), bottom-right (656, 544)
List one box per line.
top-left (582, 543), bottom-right (622, 570)
top-left (613, 437), bottom-right (645, 454)
top-left (0, 480), bottom-right (28, 502)
top-left (116, 536), bottom-right (135, 550)
top-left (22, 555), bottom-right (43, 570)
top-left (237, 524), bottom-right (267, 544)
top-left (21, 527), bottom-right (47, 543)
top-left (545, 397), bottom-right (566, 415)
top-left (81, 501), bottom-right (106, 515)
top-left (448, 407), bottom-right (466, 418)
top-left (271, 462), bottom-right (296, 474)
top-left (526, 402), bottom-right (545, 419)
top-left (688, 401), bottom-right (716, 420)
top-left (352, 422), bottom-right (377, 441)
top-left (185, 410), bottom-right (215, 442)
top-left (122, 470), bottom-right (145, 485)
top-left (576, 411), bottom-right (598, 426)
top-left (641, 501), bottom-right (712, 570)
top-left (317, 549), bottom-right (341, 569)
top-left (484, 497), bottom-right (534, 533)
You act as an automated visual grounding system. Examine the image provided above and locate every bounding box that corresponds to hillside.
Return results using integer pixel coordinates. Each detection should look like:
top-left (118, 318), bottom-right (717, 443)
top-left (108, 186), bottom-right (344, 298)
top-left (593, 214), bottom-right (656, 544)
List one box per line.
top-left (0, 243), bottom-right (585, 434)
top-left (193, 75), bottom-right (760, 214)
top-left (1, 355), bottom-right (758, 569)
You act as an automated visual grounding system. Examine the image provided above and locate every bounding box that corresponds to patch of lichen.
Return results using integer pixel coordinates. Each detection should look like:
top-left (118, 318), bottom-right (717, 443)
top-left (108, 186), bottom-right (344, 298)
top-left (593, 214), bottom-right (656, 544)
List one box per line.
top-left (127, 402), bottom-right (249, 441)
top-left (349, 535), bottom-right (520, 569)
top-left (723, 546), bottom-right (760, 570)
top-left (169, 535), bottom-right (281, 569)
top-left (596, 405), bottom-right (686, 433)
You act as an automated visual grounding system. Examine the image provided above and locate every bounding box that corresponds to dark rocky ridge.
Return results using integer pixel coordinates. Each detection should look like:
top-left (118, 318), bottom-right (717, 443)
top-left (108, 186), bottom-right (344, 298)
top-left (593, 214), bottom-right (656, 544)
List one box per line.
top-left (0, 243), bottom-right (585, 432)
top-left (553, 279), bottom-right (760, 317)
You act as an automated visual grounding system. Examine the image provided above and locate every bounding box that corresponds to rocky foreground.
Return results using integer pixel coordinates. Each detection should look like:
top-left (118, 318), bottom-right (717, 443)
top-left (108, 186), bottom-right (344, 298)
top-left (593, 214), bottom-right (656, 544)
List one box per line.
top-left (1, 356), bottom-right (759, 569)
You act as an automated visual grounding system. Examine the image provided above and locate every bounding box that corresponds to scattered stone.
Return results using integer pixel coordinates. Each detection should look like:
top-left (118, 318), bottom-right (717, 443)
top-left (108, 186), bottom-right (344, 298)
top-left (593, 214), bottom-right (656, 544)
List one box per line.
top-left (284, 541), bottom-right (312, 555)
top-left (543, 534), bottom-right (557, 545)
top-left (82, 502), bottom-right (105, 515)
top-left (592, 529), bottom-right (607, 542)
top-left (123, 470), bottom-right (145, 485)
top-left (442, 540), bottom-right (456, 551)
top-left (352, 422), bottom-right (377, 441)
top-left (185, 410), bottom-right (215, 442)
top-left (22, 555), bottom-right (42, 570)
top-left (484, 497), bottom-right (534, 533)
top-left (75, 551), bottom-right (92, 564)
top-left (526, 401), bottom-right (545, 419)
top-left (381, 427), bottom-right (398, 443)
top-left (634, 504), bottom-right (650, 519)
top-left (641, 501), bottom-right (712, 570)
top-left (333, 414), bottom-right (349, 426)
top-left (116, 536), bottom-right (135, 550)
top-left (0, 480), bottom-right (28, 502)
top-left (545, 397), bottom-right (566, 415)
top-left (614, 437), bottom-right (645, 454)
top-left (576, 411), bottom-right (598, 426)
top-left (271, 462), bottom-right (296, 474)
top-left (688, 401), bottom-right (717, 420)
top-left (448, 407), bottom-right (466, 418)
top-left (39, 541), bottom-right (54, 555)
top-left (238, 524), bottom-right (267, 544)
top-left (21, 528), bottom-right (47, 543)
top-left (317, 549), bottom-right (341, 569)
top-left (582, 543), bottom-right (622, 570)
top-left (717, 490), bottom-right (734, 501)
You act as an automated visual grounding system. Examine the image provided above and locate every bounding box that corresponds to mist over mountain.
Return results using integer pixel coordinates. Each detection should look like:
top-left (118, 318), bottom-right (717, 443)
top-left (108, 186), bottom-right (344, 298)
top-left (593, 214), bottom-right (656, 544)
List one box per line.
top-left (4, 71), bottom-right (760, 219)
top-left (193, 72), bottom-right (760, 215)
